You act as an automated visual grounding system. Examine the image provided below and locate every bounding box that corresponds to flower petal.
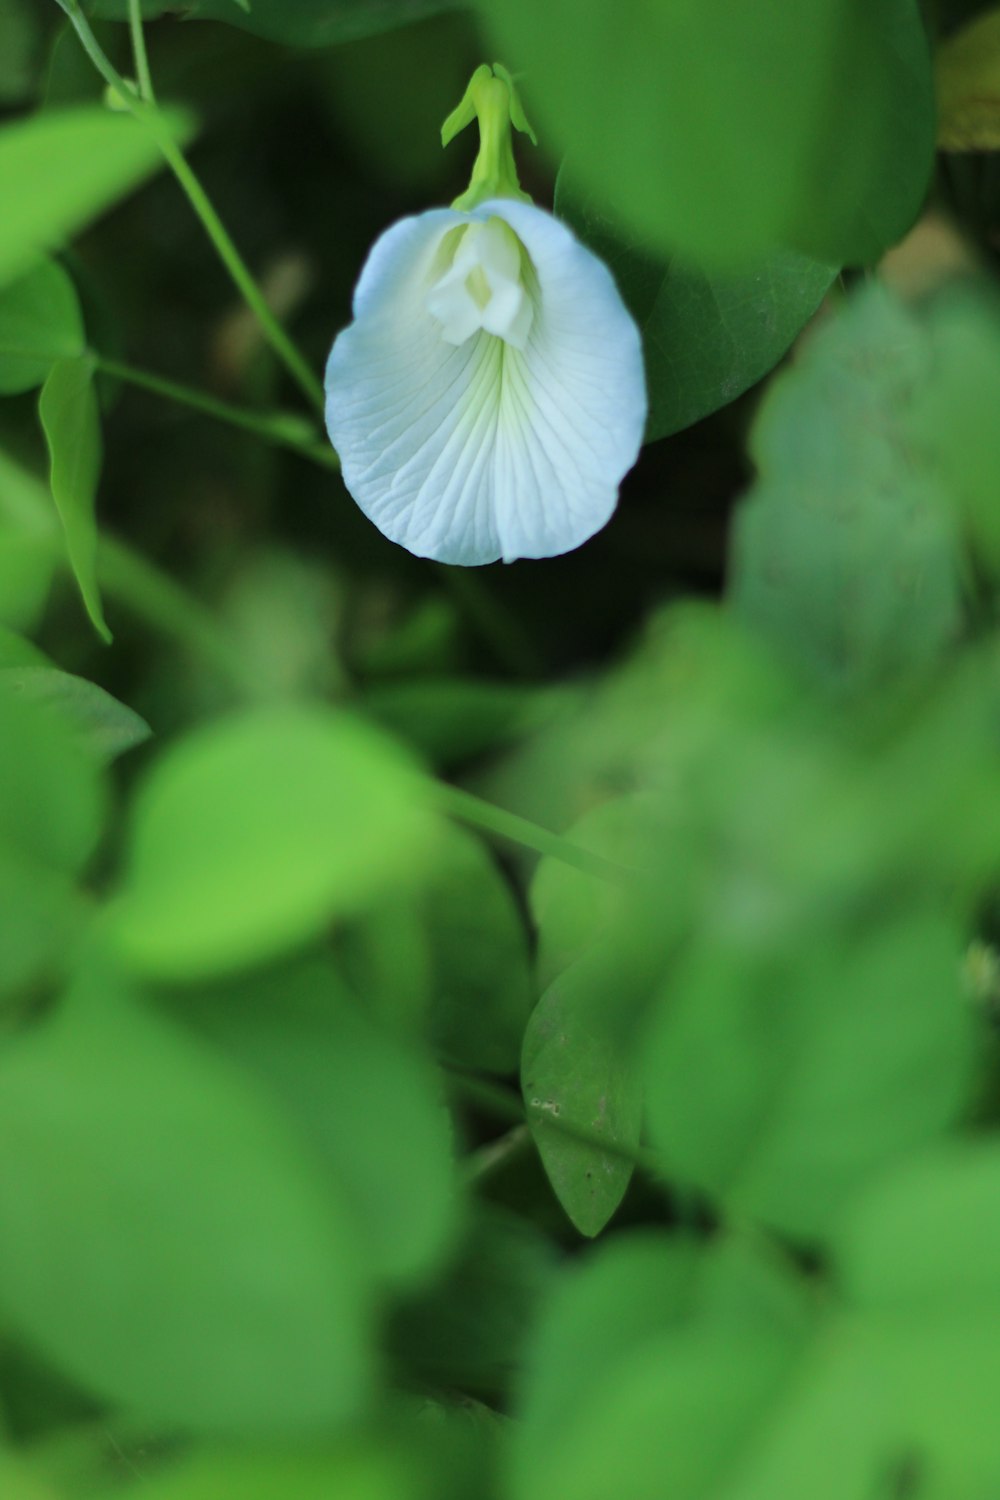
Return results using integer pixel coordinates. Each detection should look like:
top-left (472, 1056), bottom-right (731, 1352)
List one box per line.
top-left (324, 200), bottom-right (647, 566)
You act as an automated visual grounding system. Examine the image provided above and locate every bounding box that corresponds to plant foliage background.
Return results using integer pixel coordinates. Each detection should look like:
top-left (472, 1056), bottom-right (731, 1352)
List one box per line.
top-left (3, 0), bottom-right (1000, 1496)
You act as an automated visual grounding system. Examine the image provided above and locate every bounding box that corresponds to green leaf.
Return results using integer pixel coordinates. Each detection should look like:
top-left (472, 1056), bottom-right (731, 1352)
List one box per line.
top-left (479, 0), bottom-right (933, 268)
top-left (0, 260), bottom-right (84, 395)
top-left (0, 666), bottom-right (150, 762)
top-left (643, 912), bottom-right (974, 1240)
top-left (38, 355), bottom-right (109, 644)
top-left (522, 952), bottom-right (644, 1237)
top-left (0, 681), bottom-right (106, 874)
top-left (0, 964), bottom-right (373, 1434)
top-left (905, 285), bottom-right (1000, 580)
top-left (555, 180), bottom-right (836, 442)
top-left (108, 705), bottom-right (437, 981)
top-left (166, 956), bottom-right (458, 1288)
top-left (420, 824), bottom-right (533, 1075)
top-left (730, 285), bottom-right (964, 701)
top-left (712, 1146), bottom-right (1000, 1500)
top-left (937, 7), bottom-right (1000, 149)
top-left (530, 795), bottom-right (654, 993)
top-left (86, 0), bottom-right (459, 46)
top-left (513, 1232), bottom-right (812, 1500)
top-left (0, 106), bottom-right (189, 289)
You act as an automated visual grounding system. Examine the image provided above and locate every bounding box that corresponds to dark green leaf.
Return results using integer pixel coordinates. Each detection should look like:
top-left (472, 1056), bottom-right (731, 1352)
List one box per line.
top-left (0, 107), bottom-right (190, 288)
top-left (87, 0), bottom-right (459, 46)
top-left (108, 705), bottom-right (437, 981)
top-left (0, 260), bottom-right (84, 395)
top-left (643, 913), bottom-right (973, 1240)
top-left (38, 355), bottom-right (109, 643)
top-left (523, 950), bottom-right (644, 1238)
top-left (556, 181), bottom-right (836, 442)
top-left (0, 964), bottom-right (373, 1434)
top-left (0, 666), bottom-right (150, 762)
top-left (479, 0), bottom-right (934, 268)
top-left (167, 957), bottom-right (458, 1288)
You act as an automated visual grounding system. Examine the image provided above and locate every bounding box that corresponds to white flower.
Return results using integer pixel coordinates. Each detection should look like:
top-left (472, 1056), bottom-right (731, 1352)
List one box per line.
top-left (324, 94), bottom-right (647, 566)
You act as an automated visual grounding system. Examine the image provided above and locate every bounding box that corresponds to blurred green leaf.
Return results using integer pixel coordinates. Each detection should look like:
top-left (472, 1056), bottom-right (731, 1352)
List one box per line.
top-left (108, 705), bottom-right (438, 981)
top-left (480, 0), bottom-right (933, 267)
top-left (705, 1146), bottom-right (1000, 1499)
top-left (937, 6), bottom-right (1000, 149)
top-left (731, 286), bottom-right (963, 701)
top-left (0, 964), bottom-right (372, 1434)
top-left (555, 179), bottom-right (836, 441)
top-left (0, 682), bottom-right (106, 873)
top-left (530, 796), bottom-right (652, 993)
top-left (0, 260), bottom-right (84, 396)
top-left (0, 666), bottom-right (150, 762)
top-left (420, 824), bottom-right (533, 1075)
top-left (907, 285), bottom-right (1000, 579)
top-left (522, 953), bottom-right (643, 1237)
top-left (38, 355), bottom-right (109, 644)
top-left (0, 106), bottom-right (188, 289)
top-left (167, 956), bottom-right (458, 1288)
top-left (643, 913), bottom-right (973, 1240)
top-left (513, 1232), bottom-right (812, 1500)
top-left (87, 0), bottom-right (459, 46)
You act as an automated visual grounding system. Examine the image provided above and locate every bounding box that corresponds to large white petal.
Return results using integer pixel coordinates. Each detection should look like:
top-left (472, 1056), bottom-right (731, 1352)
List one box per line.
top-left (324, 199), bottom-right (647, 566)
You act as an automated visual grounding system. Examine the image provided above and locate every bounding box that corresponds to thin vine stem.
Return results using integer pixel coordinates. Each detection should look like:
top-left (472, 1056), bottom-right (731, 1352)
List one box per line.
top-left (53, 0), bottom-right (326, 417)
top-left (434, 783), bottom-right (636, 884)
top-left (445, 1065), bottom-right (664, 1177)
top-left (94, 355), bottom-right (339, 469)
top-left (126, 0), bottom-right (154, 103)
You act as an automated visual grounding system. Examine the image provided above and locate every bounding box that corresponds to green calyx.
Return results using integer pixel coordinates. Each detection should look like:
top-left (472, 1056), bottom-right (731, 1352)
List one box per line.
top-left (442, 63), bottom-right (537, 211)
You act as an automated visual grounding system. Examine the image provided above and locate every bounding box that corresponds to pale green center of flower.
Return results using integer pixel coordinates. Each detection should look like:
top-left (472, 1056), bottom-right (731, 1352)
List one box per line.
top-left (426, 217), bottom-right (534, 350)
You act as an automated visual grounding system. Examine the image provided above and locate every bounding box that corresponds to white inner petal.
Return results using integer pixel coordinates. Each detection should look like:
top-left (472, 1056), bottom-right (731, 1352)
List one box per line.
top-left (425, 217), bottom-right (534, 351)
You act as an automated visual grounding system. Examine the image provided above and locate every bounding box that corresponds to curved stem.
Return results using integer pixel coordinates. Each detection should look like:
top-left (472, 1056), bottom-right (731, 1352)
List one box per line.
top-left (53, 0), bottom-right (325, 417)
top-left (94, 355), bottom-right (339, 469)
top-left (434, 782), bottom-right (636, 884)
top-left (127, 0), bottom-right (154, 103)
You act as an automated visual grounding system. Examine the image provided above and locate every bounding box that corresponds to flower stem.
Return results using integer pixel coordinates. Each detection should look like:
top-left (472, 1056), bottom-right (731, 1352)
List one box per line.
top-left (126, 0), bottom-right (154, 103)
top-left (52, 0), bottom-right (325, 417)
top-left (93, 355), bottom-right (339, 469)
